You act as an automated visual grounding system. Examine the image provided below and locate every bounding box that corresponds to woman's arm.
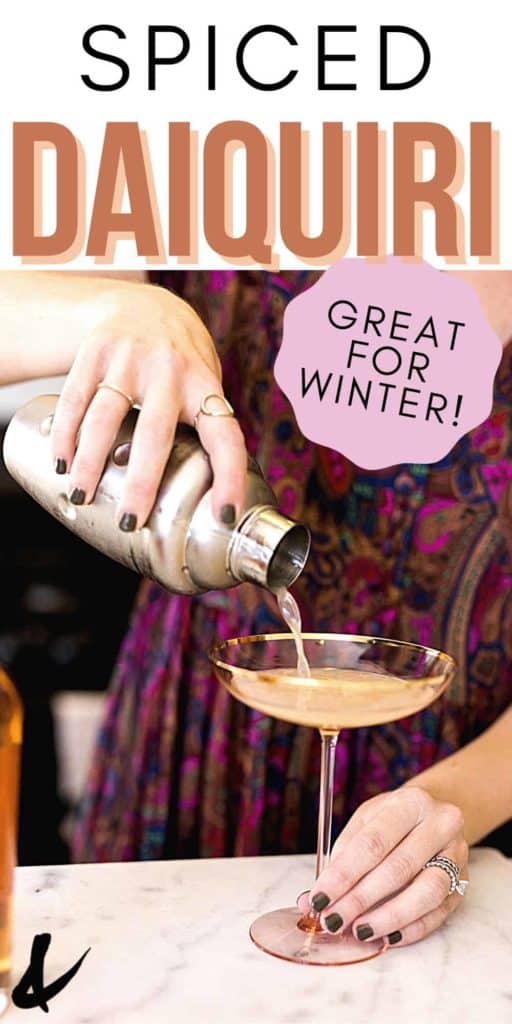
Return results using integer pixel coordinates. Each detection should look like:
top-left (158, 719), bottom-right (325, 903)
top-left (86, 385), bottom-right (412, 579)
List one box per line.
top-left (404, 703), bottom-right (512, 845)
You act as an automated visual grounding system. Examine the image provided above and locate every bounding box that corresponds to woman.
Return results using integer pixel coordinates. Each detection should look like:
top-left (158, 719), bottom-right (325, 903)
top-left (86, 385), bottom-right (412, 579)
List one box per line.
top-left (1, 268), bottom-right (511, 950)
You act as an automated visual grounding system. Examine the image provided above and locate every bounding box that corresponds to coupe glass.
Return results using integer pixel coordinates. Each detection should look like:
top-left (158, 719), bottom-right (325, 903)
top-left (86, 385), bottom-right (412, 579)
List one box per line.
top-left (209, 633), bottom-right (455, 965)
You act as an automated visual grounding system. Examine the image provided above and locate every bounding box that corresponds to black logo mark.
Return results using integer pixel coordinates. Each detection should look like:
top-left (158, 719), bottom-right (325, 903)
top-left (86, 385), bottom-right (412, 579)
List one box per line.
top-left (12, 933), bottom-right (90, 1013)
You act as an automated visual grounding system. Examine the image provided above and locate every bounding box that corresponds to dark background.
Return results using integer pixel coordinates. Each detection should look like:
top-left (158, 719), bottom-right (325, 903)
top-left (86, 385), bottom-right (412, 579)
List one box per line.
top-left (0, 425), bottom-right (138, 864)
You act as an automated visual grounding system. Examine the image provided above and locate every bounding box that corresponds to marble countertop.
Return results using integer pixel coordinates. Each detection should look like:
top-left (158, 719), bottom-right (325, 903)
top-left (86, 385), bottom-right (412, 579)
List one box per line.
top-left (3, 847), bottom-right (511, 1023)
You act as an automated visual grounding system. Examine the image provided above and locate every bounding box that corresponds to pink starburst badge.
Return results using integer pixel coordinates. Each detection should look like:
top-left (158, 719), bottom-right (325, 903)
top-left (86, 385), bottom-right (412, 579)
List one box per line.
top-left (275, 258), bottom-right (502, 469)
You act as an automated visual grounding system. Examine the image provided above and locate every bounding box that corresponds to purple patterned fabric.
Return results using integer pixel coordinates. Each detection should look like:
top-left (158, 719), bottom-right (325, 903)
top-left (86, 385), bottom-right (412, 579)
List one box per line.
top-left (72, 271), bottom-right (512, 862)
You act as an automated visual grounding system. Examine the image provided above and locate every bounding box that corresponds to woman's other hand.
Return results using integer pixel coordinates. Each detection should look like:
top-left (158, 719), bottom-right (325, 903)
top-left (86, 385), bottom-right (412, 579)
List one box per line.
top-left (298, 786), bottom-right (468, 948)
top-left (50, 281), bottom-right (247, 530)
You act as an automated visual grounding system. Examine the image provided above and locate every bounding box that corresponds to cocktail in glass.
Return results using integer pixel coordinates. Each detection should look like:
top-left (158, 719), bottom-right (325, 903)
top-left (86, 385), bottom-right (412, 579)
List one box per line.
top-left (209, 633), bottom-right (455, 965)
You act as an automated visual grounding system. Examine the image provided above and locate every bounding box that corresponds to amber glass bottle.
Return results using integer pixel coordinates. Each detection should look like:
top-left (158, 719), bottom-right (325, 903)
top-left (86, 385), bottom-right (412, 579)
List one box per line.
top-left (0, 669), bottom-right (22, 1005)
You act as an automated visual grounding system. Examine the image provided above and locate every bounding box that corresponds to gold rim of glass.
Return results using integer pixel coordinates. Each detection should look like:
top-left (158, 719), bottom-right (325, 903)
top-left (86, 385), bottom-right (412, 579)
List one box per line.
top-left (209, 631), bottom-right (456, 672)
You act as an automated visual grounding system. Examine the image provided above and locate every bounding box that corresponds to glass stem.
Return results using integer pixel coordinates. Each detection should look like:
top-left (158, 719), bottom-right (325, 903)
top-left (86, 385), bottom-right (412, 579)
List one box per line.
top-left (315, 730), bottom-right (339, 879)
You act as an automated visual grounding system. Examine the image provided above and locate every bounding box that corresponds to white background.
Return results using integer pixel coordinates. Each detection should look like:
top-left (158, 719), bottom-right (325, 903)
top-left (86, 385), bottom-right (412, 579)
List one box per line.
top-left (0, 1), bottom-right (509, 268)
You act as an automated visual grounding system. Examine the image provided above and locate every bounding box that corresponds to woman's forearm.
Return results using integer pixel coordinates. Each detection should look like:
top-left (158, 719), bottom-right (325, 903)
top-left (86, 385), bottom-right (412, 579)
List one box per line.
top-left (403, 704), bottom-right (512, 846)
top-left (0, 271), bottom-right (146, 384)
top-left (454, 270), bottom-right (512, 343)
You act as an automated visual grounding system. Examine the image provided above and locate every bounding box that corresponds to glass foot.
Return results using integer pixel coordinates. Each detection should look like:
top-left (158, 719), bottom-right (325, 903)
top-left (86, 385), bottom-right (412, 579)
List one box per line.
top-left (250, 908), bottom-right (387, 965)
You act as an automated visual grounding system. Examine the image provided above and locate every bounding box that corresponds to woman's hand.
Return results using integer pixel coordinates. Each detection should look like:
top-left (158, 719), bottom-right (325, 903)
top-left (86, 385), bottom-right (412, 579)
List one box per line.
top-left (50, 281), bottom-right (247, 530)
top-left (298, 786), bottom-right (468, 948)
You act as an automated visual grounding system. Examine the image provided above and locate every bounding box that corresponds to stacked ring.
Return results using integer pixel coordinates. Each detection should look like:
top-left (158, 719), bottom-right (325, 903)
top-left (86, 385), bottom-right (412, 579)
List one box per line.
top-left (423, 854), bottom-right (469, 897)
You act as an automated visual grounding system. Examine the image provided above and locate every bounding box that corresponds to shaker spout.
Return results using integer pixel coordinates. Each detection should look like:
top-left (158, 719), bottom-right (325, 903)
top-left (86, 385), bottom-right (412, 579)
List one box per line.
top-left (227, 506), bottom-right (311, 590)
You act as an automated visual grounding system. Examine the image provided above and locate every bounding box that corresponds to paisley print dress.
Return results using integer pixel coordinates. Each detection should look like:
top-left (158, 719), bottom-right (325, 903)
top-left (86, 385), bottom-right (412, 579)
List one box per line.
top-left (72, 271), bottom-right (512, 862)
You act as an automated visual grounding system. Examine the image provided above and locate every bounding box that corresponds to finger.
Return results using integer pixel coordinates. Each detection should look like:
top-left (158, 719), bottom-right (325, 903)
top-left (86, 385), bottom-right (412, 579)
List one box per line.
top-left (298, 797), bottom-right (389, 912)
top-left (67, 387), bottom-right (132, 505)
top-left (200, 416), bottom-right (247, 523)
top-left (51, 344), bottom-right (103, 473)
top-left (383, 890), bottom-right (461, 949)
top-left (117, 380), bottom-right (180, 530)
top-left (329, 786), bottom-right (438, 864)
top-left (319, 806), bottom-right (466, 933)
top-left (310, 788), bottom-right (426, 913)
top-left (329, 793), bottom-right (392, 860)
top-left (296, 890), bottom-right (311, 911)
top-left (350, 841), bottom-right (468, 943)
top-left (182, 382), bottom-right (247, 523)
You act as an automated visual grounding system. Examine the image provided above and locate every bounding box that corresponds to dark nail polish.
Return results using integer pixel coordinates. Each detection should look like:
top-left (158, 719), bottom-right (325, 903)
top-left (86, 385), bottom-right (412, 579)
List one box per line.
top-left (388, 930), bottom-right (402, 945)
top-left (325, 913), bottom-right (343, 933)
top-left (119, 513), bottom-right (138, 533)
top-left (311, 892), bottom-right (330, 913)
top-left (220, 504), bottom-right (236, 526)
top-left (69, 488), bottom-right (86, 506)
top-left (356, 924), bottom-right (374, 941)
top-left (55, 458), bottom-right (67, 475)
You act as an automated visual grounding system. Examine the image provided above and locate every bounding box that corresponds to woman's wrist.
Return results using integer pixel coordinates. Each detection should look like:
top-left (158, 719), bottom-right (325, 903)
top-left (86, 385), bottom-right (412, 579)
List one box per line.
top-left (0, 272), bottom-right (147, 384)
top-left (401, 707), bottom-right (512, 847)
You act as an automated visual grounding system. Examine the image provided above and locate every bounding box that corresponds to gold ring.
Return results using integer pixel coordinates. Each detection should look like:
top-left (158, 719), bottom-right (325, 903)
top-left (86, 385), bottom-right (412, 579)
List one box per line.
top-left (97, 381), bottom-right (134, 407)
top-left (194, 393), bottom-right (235, 431)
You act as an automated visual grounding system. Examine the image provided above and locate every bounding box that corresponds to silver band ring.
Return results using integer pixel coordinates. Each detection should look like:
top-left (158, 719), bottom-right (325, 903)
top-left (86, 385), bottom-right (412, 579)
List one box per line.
top-left (97, 381), bottom-right (134, 407)
top-left (423, 854), bottom-right (469, 897)
top-left (193, 393), bottom-right (235, 432)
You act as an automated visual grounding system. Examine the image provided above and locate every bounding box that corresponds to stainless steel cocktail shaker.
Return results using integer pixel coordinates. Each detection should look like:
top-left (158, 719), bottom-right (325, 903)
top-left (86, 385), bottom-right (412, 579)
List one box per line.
top-left (3, 395), bottom-right (310, 595)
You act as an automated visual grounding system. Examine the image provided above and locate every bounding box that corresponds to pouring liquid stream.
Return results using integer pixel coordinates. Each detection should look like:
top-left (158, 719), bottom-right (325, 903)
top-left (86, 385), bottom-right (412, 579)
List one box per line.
top-left (275, 588), bottom-right (311, 678)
